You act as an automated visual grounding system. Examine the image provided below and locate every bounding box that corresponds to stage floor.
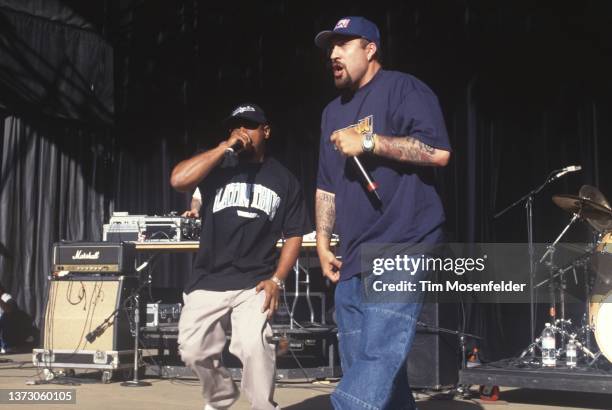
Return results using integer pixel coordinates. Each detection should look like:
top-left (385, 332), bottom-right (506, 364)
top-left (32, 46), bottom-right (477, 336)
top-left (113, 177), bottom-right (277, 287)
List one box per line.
top-left (1, 352), bottom-right (611, 409)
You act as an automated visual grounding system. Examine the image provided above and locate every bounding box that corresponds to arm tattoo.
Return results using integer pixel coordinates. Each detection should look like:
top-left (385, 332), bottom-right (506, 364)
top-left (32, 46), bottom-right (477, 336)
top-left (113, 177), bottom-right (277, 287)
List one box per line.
top-left (375, 135), bottom-right (437, 165)
top-left (315, 191), bottom-right (335, 239)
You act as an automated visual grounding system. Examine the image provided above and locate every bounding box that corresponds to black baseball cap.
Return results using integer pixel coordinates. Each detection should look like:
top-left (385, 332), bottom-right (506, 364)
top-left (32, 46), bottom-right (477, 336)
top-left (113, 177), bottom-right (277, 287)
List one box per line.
top-left (224, 103), bottom-right (268, 125)
top-left (314, 16), bottom-right (381, 50)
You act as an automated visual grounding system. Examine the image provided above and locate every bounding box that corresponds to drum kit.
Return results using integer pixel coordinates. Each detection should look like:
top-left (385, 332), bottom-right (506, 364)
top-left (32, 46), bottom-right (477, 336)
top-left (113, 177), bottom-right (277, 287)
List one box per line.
top-left (520, 184), bottom-right (612, 367)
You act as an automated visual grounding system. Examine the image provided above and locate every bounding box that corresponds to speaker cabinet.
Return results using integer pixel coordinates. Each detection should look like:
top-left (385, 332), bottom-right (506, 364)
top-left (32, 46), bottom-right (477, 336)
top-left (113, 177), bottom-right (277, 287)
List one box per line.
top-left (407, 301), bottom-right (460, 389)
top-left (42, 276), bottom-right (137, 352)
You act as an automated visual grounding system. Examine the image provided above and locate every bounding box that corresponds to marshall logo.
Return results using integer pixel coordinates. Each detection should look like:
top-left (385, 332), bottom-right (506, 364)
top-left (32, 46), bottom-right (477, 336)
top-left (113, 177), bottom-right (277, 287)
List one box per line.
top-left (54, 242), bottom-right (134, 273)
top-left (72, 250), bottom-right (100, 260)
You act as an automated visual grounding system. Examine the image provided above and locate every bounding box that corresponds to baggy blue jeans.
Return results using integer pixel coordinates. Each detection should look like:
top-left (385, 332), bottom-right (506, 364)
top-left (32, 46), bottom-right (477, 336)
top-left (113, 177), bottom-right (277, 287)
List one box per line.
top-left (331, 273), bottom-right (423, 410)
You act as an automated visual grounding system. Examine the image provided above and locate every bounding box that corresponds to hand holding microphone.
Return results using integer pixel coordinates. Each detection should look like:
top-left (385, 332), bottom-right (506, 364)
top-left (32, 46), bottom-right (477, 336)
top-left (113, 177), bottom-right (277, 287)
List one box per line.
top-left (331, 126), bottom-right (382, 203)
top-left (330, 126), bottom-right (365, 157)
top-left (225, 129), bottom-right (253, 155)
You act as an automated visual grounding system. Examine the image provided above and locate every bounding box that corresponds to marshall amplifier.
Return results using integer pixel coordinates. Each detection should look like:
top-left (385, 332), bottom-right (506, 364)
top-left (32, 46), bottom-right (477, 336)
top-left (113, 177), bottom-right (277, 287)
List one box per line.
top-left (52, 242), bottom-right (136, 273)
top-left (34, 276), bottom-right (138, 381)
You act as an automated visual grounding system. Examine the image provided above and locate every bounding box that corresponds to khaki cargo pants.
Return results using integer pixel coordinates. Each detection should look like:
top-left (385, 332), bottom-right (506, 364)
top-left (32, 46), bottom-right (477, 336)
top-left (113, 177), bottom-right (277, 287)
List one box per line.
top-left (178, 287), bottom-right (279, 410)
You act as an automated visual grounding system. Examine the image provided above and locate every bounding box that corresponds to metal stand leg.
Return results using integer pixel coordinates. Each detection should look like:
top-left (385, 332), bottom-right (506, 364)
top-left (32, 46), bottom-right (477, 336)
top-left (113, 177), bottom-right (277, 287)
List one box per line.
top-left (290, 260), bottom-right (300, 329)
top-left (554, 325), bottom-right (596, 359)
top-left (121, 294), bottom-right (151, 387)
top-left (304, 269), bottom-right (315, 323)
top-left (527, 197), bottom-right (536, 346)
top-left (588, 351), bottom-right (603, 367)
top-left (289, 251), bottom-right (318, 327)
top-left (519, 339), bottom-right (541, 359)
top-left (521, 213), bottom-right (582, 362)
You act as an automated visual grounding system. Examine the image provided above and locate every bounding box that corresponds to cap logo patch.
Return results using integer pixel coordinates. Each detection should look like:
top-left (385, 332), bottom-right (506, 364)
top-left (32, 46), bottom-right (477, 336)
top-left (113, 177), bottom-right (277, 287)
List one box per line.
top-left (334, 19), bottom-right (350, 29)
top-left (232, 105), bottom-right (256, 116)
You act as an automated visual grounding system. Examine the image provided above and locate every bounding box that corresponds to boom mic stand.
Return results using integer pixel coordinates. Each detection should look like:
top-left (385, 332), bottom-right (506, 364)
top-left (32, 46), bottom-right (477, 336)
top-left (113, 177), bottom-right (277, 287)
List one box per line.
top-left (493, 168), bottom-right (567, 355)
top-left (83, 256), bottom-right (157, 386)
top-left (416, 321), bottom-right (482, 398)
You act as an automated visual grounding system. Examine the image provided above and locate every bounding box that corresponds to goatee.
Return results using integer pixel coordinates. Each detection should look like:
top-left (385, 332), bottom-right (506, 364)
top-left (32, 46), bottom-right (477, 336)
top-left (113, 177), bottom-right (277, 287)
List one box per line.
top-left (334, 73), bottom-right (354, 89)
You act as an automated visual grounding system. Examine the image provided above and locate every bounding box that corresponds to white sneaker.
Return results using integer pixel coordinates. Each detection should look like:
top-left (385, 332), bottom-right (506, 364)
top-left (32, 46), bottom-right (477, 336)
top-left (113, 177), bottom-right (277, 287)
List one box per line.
top-left (204, 404), bottom-right (226, 410)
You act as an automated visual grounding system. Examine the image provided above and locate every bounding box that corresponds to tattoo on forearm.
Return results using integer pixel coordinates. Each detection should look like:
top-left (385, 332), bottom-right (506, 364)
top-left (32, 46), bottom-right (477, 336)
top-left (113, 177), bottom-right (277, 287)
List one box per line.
top-left (376, 135), bottom-right (437, 164)
top-left (316, 191), bottom-right (335, 239)
top-left (317, 192), bottom-right (335, 203)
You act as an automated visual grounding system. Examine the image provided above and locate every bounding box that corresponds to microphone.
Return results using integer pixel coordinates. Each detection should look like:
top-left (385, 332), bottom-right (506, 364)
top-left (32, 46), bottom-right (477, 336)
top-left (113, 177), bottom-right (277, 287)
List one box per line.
top-left (551, 165), bottom-right (581, 180)
top-left (222, 140), bottom-right (243, 168)
top-left (85, 325), bottom-right (106, 343)
top-left (225, 140), bottom-right (244, 154)
top-left (351, 157), bottom-right (382, 203)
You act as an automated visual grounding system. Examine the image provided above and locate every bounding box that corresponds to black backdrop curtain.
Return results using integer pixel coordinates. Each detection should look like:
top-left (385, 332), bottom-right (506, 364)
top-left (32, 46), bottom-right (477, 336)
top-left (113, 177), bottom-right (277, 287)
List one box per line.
top-left (0, 0), bottom-right (115, 328)
top-left (1, 0), bottom-right (612, 360)
top-left (0, 2), bottom-right (114, 124)
top-left (0, 117), bottom-right (113, 327)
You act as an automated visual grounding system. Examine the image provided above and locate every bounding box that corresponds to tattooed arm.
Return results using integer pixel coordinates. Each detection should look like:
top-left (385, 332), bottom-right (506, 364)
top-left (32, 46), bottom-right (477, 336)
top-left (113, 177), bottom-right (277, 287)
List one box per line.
top-left (315, 189), bottom-right (342, 283)
top-left (373, 134), bottom-right (450, 166)
top-left (330, 127), bottom-right (450, 167)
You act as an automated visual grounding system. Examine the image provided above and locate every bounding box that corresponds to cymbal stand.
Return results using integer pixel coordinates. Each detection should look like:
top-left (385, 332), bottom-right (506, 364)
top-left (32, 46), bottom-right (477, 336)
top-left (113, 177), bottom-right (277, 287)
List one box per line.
top-left (538, 212), bottom-right (581, 314)
top-left (541, 244), bottom-right (559, 338)
top-left (519, 213), bottom-right (581, 360)
top-left (539, 213), bottom-right (581, 265)
top-left (551, 322), bottom-right (596, 361)
top-left (535, 248), bottom-right (601, 365)
top-left (584, 260), bottom-right (594, 351)
top-left (518, 318), bottom-right (595, 364)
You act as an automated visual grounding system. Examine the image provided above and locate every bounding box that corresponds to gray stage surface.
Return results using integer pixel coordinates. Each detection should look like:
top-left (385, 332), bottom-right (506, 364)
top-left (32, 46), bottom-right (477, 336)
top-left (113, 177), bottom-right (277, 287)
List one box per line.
top-left (0, 352), bottom-right (610, 409)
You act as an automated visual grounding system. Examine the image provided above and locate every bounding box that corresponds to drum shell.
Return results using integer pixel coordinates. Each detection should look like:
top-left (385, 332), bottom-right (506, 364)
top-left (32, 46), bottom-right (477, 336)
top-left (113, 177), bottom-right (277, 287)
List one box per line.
top-left (593, 291), bottom-right (612, 363)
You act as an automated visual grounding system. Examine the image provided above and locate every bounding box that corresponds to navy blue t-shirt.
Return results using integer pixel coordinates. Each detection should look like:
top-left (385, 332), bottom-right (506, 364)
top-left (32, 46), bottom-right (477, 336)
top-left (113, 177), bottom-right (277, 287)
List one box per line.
top-left (317, 69), bottom-right (451, 280)
top-left (187, 157), bottom-right (309, 292)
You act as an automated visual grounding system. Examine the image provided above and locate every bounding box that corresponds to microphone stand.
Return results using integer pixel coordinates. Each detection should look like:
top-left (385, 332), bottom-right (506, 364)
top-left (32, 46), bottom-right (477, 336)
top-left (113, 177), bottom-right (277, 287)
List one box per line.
top-left (493, 169), bottom-right (560, 354)
top-left (416, 321), bottom-right (482, 398)
top-left (120, 255), bottom-right (158, 387)
top-left (83, 267), bottom-right (155, 386)
top-left (121, 291), bottom-right (151, 387)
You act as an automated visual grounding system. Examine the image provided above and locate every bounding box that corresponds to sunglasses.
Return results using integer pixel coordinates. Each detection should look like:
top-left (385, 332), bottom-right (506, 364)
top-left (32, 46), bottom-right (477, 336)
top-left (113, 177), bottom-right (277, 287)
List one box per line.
top-left (228, 119), bottom-right (261, 131)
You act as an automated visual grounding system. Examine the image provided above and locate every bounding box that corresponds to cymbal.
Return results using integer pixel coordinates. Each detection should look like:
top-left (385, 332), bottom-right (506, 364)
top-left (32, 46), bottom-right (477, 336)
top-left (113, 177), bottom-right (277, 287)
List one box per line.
top-left (552, 194), bottom-right (612, 222)
top-left (579, 185), bottom-right (612, 232)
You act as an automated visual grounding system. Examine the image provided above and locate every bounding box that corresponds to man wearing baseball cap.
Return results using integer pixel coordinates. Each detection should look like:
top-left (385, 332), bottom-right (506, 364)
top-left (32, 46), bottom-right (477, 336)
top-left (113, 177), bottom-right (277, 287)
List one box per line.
top-left (314, 17), bottom-right (452, 409)
top-left (171, 103), bottom-right (309, 410)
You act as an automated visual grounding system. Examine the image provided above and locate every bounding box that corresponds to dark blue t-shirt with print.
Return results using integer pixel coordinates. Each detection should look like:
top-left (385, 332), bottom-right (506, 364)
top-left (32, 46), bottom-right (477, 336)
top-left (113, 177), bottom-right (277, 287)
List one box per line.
top-left (188, 157), bottom-right (309, 292)
top-left (317, 69), bottom-right (451, 280)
